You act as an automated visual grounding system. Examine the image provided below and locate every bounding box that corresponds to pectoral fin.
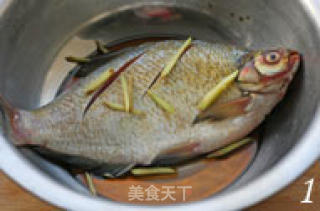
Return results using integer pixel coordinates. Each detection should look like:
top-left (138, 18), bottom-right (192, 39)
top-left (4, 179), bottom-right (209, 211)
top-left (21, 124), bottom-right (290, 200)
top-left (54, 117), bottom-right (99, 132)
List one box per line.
top-left (193, 96), bottom-right (251, 124)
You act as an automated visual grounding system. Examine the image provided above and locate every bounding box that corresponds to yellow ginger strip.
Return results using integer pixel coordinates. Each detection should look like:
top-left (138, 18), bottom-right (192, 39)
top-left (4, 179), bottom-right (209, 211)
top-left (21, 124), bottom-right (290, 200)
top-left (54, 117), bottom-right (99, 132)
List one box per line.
top-left (121, 75), bottom-right (132, 112)
top-left (128, 77), bottom-right (134, 112)
top-left (197, 70), bottom-right (239, 111)
top-left (131, 109), bottom-right (144, 116)
top-left (160, 37), bottom-right (192, 78)
top-left (95, 40), bottom-right (108, 54)
top-left (131, 167), bottom-right (176, 176)
top-left (104, 102), bottom-right (124, 111)
top-left (147, 91), bottom-right (175, 113)
top-left (84, 172), bottom-right (97, 196)
top-left (85, 68), bottom-right (114, 94)
top-left (207, 137), bottom-right (255, 158)
top-left (66, 56), bottom-right (90, 63)
top-left (104, 102), bottom-right (143, 115)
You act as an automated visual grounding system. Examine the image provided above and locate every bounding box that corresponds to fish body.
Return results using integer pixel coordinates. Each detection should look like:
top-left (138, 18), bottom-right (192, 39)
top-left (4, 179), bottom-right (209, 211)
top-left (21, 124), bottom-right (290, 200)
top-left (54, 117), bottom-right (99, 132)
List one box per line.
top-left (1, 40), bottom-right (300, 171)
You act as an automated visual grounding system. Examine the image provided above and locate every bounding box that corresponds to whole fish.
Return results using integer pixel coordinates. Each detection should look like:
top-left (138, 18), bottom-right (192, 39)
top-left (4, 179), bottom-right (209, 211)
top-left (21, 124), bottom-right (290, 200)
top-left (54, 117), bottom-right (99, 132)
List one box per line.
top-left (0, 40), bottom-right (300, 176)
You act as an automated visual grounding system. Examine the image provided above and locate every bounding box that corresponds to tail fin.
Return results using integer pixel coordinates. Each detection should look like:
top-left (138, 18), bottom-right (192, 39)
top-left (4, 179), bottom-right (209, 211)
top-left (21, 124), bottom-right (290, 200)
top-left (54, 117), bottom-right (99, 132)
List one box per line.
top-left (0, 95), bottom-right (15, 135)
top-left (0, 96), bottom-right (34, 147)
top-left (0, 94), bottom-right (14, 112)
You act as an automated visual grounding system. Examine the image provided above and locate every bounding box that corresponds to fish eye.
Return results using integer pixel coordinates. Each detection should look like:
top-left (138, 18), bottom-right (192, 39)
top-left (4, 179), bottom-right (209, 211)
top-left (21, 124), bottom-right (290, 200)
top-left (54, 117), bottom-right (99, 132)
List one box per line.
top-left (254, 51), bottom-right (286, 76)
top-left (264, 51), bottom-right (281, 64)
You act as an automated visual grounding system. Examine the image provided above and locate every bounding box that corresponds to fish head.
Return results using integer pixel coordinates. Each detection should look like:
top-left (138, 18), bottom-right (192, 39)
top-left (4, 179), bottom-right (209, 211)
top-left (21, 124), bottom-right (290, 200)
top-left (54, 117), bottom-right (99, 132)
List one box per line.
top-left (237, 48), bottom-right (300, 93)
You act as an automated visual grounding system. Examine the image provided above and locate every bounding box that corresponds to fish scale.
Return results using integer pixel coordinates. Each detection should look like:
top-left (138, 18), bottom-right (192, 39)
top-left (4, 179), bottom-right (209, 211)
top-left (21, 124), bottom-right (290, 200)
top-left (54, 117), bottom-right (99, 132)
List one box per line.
top-left (13, 41), bottom-right (247, 162)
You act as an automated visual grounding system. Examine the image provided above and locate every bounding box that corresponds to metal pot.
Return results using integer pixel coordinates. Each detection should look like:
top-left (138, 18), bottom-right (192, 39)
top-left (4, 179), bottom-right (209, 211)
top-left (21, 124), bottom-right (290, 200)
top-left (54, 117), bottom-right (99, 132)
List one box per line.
top-left (0, 0), bottom-right (320, 210)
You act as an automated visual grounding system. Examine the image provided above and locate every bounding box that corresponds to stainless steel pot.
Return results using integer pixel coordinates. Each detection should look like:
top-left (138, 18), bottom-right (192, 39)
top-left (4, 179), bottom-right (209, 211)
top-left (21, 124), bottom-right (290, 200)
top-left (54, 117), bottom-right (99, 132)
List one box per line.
top-left (0, 0), bottom-right (320, 210)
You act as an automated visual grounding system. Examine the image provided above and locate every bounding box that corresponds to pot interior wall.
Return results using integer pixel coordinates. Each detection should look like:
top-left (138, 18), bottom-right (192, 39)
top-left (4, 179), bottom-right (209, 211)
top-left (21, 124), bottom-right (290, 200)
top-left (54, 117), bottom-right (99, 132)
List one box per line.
top-left (0, 0), bottom-right (319, 199)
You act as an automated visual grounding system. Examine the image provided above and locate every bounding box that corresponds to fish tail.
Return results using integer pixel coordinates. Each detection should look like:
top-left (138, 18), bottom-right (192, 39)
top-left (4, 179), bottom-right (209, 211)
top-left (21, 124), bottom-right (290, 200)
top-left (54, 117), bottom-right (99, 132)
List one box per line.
top-left (0, 95), bottom-right (30, 145)
top-left (0, 95), bottom-right (15, 113)
top-left (0, 94), bottom-right (15, 127)
top-left (0, 95), bottom-right (13, 137)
